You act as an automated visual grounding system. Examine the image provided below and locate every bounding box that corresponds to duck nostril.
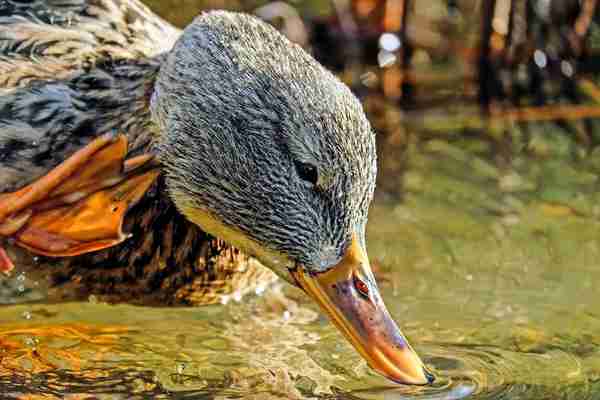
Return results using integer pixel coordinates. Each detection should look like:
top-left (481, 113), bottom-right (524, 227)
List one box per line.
top-left (353, 276), bottom-right (370, 298)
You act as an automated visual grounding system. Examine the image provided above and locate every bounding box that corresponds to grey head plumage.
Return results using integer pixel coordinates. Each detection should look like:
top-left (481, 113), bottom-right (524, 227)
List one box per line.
top-left (152, 14), bottom-right (434, 384)
top-left (152, 11), bottom-right (377, 279)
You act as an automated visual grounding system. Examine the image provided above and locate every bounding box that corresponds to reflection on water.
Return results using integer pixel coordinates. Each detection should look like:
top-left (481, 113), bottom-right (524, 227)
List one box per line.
top-left (3, 178), bottom-right (600, 399)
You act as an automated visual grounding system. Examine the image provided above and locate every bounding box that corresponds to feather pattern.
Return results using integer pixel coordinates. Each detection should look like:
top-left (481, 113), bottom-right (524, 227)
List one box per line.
top-left (0, 0), bottom-right (179, 192)
top-left (0, 1), bottom-right (277, 304)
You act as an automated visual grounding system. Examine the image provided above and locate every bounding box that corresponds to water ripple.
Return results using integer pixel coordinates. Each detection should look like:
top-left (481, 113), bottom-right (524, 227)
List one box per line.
top-left (356, 342), bottom-right (591, 400)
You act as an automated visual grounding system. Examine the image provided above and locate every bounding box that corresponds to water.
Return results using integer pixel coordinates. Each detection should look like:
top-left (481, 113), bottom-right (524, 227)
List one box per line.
top-left (3, 0), bottom-right (600, 398)
top-left (2, 171), bottom-right (600, 398)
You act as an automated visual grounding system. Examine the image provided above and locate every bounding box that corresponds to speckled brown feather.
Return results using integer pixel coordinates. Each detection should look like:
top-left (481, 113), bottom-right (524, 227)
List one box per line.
top-left (10, 176), bottom-right (277, 305)
top-left (0, 0), bottom-right (178, 191)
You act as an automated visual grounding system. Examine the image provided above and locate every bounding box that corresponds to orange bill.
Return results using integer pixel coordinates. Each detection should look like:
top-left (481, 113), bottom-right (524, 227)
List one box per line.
top-left (290, 234), bottom-right (434, 385)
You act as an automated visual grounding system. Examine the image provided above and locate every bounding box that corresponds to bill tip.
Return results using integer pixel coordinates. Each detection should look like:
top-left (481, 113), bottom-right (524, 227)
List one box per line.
top-left (424, 367), bottom-right (436, 384)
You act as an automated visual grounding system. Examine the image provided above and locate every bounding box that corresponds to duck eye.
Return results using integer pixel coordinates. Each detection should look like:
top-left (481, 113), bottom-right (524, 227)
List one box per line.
top-left (295, 161), bottom-right (318, 185)
top-left (354, 276), bottom-right (370, 298)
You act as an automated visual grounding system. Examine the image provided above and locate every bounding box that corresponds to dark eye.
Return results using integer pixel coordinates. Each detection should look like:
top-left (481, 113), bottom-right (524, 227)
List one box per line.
top-left (295, 161), bottom-right (318, 185)
top-left (354, 276), bottom-right (370, 299)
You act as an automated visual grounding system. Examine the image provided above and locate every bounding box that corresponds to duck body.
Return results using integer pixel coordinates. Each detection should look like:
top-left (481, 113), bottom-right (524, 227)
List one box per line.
top-left (0, 0), bottom-right (276, 305)
top-left (0, 0), bottom-right (434, 385)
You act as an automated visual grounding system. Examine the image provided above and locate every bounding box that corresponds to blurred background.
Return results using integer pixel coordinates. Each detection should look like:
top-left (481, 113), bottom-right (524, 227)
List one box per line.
top-left (142, 0), bottom-right (600, 204)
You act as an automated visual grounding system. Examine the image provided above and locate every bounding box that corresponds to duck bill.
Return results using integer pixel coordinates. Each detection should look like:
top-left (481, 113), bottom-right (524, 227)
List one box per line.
top-left (290, 235), bottom-right (433, 385)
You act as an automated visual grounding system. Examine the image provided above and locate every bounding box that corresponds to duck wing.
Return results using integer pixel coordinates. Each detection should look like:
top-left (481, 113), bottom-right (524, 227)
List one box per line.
top-left (0, 0), bottom-right (180, 192)
top-left (0, 0), bottom-right (180, 88)
top-left (0, 0), bottom-right (180, 268)
top-left (0, 133), bottom-right (159, 261)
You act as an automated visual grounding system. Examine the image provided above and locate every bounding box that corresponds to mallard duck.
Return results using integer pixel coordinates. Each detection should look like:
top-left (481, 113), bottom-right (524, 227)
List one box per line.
top-left (0, 0), bottom-right (434, 385)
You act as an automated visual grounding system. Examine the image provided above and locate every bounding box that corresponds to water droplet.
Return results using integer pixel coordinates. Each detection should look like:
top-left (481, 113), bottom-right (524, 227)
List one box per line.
top-left (17, 273), bottom-right (26, 282)
top-left (17, 285), bottom-right (25, 293)
top-left (255, 285), bottom-right (266, 296)
top-left (22, 311), bottom-right (32, 320)
top-left (377, 50), bottom-right (397, 68)
top-left (232, 291), bottom-right (242, 302)
top-left (379, 33), bottom-right (401, 52)
top-left (32, 256), bottom-right (39, 263)
top-left (176, 362), bottom-right (186, 374)
top-left (24, 337), bottom-right (38, 348)
top-left (283, 310), bottom-right (291, 321)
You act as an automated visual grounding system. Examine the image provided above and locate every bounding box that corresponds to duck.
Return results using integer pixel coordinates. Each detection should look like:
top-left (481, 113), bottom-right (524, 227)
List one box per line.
top-left (0, 0), bottom-right (434, 385)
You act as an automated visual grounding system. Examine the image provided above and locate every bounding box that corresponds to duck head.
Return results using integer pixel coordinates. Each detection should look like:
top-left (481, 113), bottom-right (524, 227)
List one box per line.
top-left (151, 11), bottom-right (433, 385)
